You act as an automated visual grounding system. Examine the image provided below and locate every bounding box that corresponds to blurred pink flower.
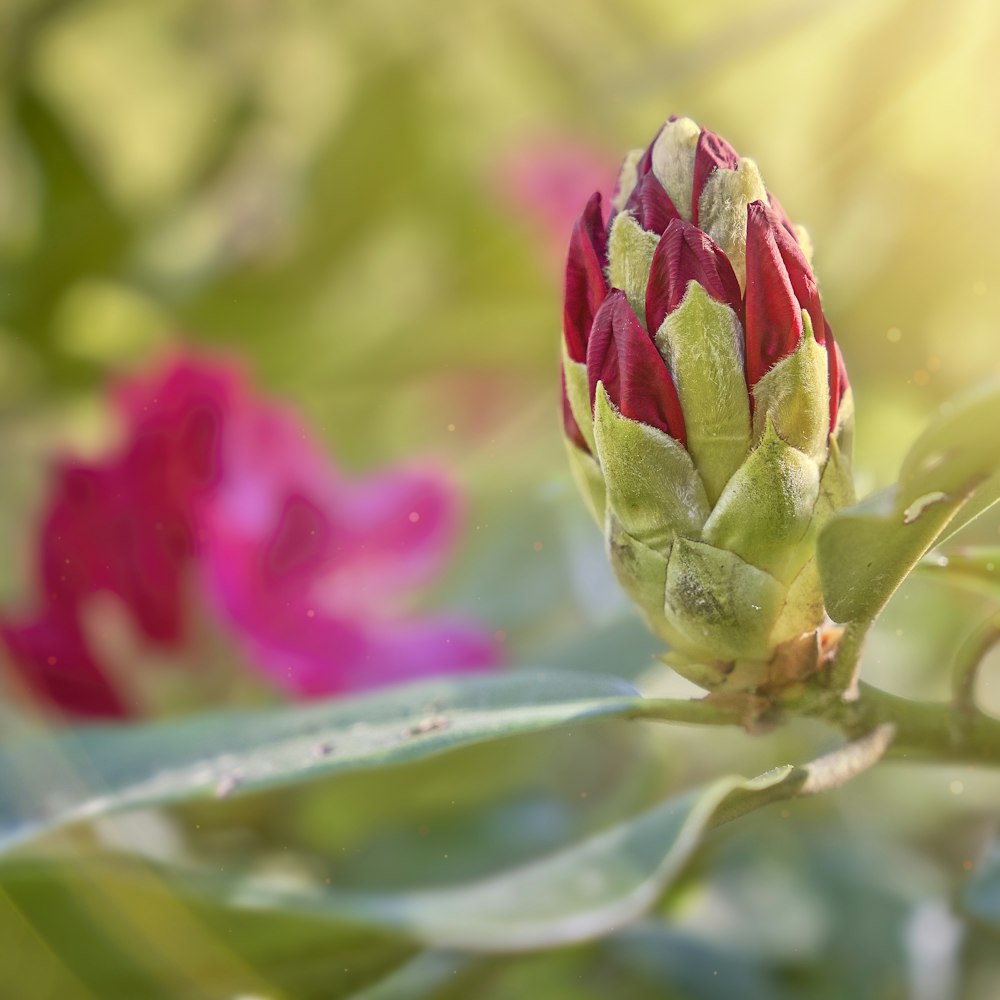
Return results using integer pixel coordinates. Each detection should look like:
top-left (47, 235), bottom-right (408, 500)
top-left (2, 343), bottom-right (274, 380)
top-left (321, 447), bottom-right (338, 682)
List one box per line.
top-left (497, 139), bottom-right (617, 271)
top-left (2, 355), bottom-right (497, 718)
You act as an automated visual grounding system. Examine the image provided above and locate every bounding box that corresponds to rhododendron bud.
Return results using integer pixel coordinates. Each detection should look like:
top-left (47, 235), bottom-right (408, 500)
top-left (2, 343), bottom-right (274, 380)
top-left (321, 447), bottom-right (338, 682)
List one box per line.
top-left (561, 116), bottom-right (855, 697)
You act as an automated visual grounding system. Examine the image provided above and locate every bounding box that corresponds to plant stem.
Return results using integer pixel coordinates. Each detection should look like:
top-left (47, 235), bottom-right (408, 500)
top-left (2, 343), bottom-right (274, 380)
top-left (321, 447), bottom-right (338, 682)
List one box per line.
top-left (625, 698), bottom-right (745, 728)
top-left (631, 682), bottom-right (1000, 767)
top-left (807, 682), bottom-right (1000, 766)
top-left (951, 616), bottom-right (1000, 711)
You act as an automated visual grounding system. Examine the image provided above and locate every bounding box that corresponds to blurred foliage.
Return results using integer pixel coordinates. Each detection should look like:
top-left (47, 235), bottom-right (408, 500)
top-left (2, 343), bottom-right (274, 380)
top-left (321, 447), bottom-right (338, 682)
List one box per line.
top-left (3, 0), bottom-right (1000, 996)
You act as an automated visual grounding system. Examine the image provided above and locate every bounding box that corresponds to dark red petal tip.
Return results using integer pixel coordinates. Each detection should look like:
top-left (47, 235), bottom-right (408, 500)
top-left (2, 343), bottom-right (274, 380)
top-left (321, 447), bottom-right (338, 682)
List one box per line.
top-left (767, 192), bottom-right (798, 241)
top-left (586, 291), bottom-right (687, 446)
top-left (623, 173), bottom-right (681, 237)
top-left (563, 192), bottom-right (609, 363)
top-left (645, 219), bottom-right (743, 337)
top-left (691, 129), bottom-right (740, 223)
top-left (744, 201), bottom-right (805, 387)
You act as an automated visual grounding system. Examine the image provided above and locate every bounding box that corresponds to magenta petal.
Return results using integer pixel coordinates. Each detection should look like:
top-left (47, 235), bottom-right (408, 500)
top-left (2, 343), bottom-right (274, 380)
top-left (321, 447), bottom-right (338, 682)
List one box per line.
top-left (498, 140), bottom-right (616, 269)
top-left (331, 466), bottom-right (460, 602)
top-left (645, 219), bottom-right (743, 336)
top-left (1, 613), bottom-right (128, 719)
top-left (744, 201), bottom-right (804, 387)
top-left (563, 193), bottom-right (609, 363)
top-left (586, 290), bottom-right (687, 445)
top-left (277, 617), bottom-right (498, 699)
top-left (40, 462), bottom-right (191, 646)
top-left (691, 129), bottom-right (740, 222)
top-left (623, 173), bottom-right (681, 236)
top-left (11, 349), bottom-right (497, 715)
top-left (199, 525), bottom-right (497, 700)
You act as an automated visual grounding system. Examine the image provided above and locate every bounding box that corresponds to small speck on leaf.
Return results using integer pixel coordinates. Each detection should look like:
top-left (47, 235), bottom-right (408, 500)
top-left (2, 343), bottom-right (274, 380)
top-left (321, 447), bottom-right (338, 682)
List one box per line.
top-left (215, 773), bottom-right (243, 799)
top-left (409, 715), bottom-right (450, 736)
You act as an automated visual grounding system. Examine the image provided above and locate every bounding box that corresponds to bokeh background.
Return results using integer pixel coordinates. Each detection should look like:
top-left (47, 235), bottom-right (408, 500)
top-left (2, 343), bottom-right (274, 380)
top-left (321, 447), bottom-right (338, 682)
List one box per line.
top-left (4, 0), bottom-right (1000, 996)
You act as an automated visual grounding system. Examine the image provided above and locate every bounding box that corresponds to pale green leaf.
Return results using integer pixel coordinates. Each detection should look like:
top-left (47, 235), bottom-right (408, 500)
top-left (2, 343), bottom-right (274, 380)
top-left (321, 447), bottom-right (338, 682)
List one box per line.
top-left (0, 671), bottom-right (642, 852)
top-left (819, 381), bottom-right (1000, 625)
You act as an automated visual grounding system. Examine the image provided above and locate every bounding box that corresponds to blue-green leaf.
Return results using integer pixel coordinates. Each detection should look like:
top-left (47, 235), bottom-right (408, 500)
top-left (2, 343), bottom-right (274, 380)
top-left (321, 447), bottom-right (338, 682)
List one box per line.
top-left (0, 670), bottom-right (643, 852)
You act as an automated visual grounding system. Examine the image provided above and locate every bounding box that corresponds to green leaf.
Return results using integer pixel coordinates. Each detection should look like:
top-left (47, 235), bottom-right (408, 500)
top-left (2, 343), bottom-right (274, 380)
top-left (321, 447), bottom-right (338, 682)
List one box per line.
top-left (0, 765), bottom-right (800, 959)
top-left (0, 852), bottom-right (416, 999)
top-left (919, 546), bottom-right (1000, 594)
top-left (818, 381), bottom-right (1000, 625)
top-left (0, 670), bottom-right (643, 852)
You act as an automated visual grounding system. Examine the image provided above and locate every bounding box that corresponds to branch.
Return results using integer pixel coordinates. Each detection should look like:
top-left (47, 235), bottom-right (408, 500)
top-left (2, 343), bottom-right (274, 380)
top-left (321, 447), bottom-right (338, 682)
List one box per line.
top-left (951, 615), bottom-right (1000, 712)
top-left (810, 682), bottom-right (1000, 766)
top-left (625, 697), bottom-right (745, 727)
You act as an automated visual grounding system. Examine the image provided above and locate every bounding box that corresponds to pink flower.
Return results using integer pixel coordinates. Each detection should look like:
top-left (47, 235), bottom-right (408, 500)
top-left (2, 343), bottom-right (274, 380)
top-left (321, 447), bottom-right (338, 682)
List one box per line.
top-left (497, 139), bottom-right (618, 271)
top-left (2, 354), bottom-right (498, 718)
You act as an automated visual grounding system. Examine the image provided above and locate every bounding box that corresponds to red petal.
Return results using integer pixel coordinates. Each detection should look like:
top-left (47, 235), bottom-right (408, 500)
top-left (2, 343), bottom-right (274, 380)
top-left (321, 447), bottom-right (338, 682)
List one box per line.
top-left (691, 129), bottom-right (740, 223)
top-left (744, 201), bottom-right (804, 387)
top-left (768, 212), bottom-right (825, 347)
top-left (645, 219), bottom-right (743, 336)
top-left (586, 291), bottom-right (687, 446)
top-left (634, 127), bottom-right (660, 180)
top-left (1, 613), bottom-right (129, 719)
top-left (611, 131), bottom-right (657, 214)
top-left (767, 193), bottom-right (798, 240)
top-left (563, 193), bottom-right (609, 363)
top-left (623, 173), bottom-right (681, 236)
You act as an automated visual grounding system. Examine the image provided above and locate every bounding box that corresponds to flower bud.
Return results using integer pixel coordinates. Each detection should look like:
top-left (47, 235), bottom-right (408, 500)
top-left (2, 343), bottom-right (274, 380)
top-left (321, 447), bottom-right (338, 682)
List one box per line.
top-left (561, 116), bottom-right (855, 698)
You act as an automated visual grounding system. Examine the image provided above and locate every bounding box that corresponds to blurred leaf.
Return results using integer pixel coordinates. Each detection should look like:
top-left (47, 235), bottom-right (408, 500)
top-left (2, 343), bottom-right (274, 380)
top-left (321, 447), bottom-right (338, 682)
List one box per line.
top-left (0, 765), bottom-right (798, 964)
top-left (918, 546), bottom-right (1000, 596)
top-left (0, 852), bottom-right (416, 1000)
top-left (0, 670), bottom-right (644, 852)
top-left (679, 816), bottom-right (924, 1000)
top-left (961, 842), bottom-right (1000, 929)
top-left (2, 86), bottom-right (132, 377)
top-left (818, 381), bottom-right (1000, 625)
top-left (354, 922), bottom-right (796, 1000)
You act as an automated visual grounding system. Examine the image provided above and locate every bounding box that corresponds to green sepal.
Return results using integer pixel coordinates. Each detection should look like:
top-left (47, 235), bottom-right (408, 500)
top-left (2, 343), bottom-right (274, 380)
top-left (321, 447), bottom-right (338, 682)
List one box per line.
top-left (751, 313), bottom-right (830, 461)
top-left (605, 513), bottom-right (701, 658)
top-left (562, 348), bottom-right (596, 454)
top-left (663, 537), bottom-right (785, 661)
top-left (654, 282), bottom-right (751, 505)
top-left (650, 117), bottom-right (700, 222)
top-left (564, 438), bottom-right (606, 527)
top-left (702, 418), bottom-right (821, 582)
top-left (696, 158), bottom-right (767, 290)
top-left (833, 385), bottom-right (855, 465)
top-left (607, 212), bottom-right (660, 329)
top-left (610, 148), bottom-right (644, 214)
top-left (769, 556), bottom-right (826, 647)
top-left (658, 648), bottom-right (731, 691)
top-left (594, 384), bottom-right (710, 550)
top-left (815, 432), bottom-right (856, 521)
